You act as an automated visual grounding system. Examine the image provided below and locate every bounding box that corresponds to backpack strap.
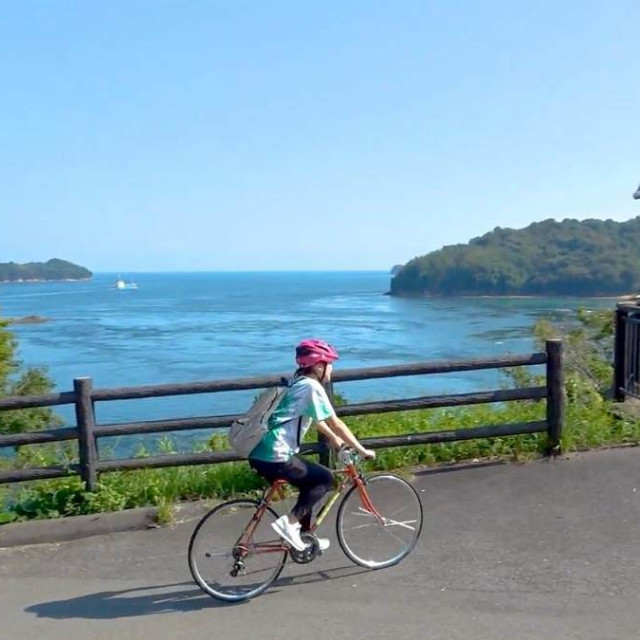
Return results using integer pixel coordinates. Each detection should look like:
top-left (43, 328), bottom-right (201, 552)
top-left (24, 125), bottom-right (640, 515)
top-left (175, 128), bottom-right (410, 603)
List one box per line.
top-left (296, 416), bottom-right (303, 449)
top-left (282, 375), bottom-right (304, 448)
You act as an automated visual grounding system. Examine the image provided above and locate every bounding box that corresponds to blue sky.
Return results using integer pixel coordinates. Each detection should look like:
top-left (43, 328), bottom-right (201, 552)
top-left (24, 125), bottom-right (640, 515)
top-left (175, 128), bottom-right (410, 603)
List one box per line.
top-left (1, 1), bottom-right (639, 271)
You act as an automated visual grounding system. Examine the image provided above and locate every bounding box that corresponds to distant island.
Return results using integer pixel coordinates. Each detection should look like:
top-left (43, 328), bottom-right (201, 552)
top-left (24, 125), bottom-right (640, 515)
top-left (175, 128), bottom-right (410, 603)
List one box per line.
top-left (0, 259), bottom-right (92, 283)
top-left (390, 217), bottom-right (640, 297)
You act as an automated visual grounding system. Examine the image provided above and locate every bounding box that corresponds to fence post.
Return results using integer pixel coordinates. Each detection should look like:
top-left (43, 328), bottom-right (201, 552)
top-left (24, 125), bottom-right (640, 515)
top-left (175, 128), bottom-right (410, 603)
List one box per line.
top-left (545, 340), bottom-right (565, 456)
top-left (319, 380), bottom-right (334, 468)
top-left (75, 377), bottom-right (98, 491)
top-left (613, 306), bottom-right (627, 402)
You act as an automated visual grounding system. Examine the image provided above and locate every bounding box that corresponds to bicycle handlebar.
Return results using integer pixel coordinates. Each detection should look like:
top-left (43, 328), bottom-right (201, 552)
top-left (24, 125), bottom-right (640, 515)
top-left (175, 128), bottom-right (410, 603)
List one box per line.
top-left (336, 445), bottom-right (359, 466)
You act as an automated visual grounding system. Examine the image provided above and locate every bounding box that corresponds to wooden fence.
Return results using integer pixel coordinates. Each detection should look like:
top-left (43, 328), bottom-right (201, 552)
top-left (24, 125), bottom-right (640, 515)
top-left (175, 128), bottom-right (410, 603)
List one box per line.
top-left (0, 340), bottom-right (564, 491)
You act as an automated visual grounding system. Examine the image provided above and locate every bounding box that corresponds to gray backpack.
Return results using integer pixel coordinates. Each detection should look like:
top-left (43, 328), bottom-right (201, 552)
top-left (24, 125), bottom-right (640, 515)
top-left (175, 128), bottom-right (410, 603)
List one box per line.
top-left (228, 378), bottom-right (291, 458)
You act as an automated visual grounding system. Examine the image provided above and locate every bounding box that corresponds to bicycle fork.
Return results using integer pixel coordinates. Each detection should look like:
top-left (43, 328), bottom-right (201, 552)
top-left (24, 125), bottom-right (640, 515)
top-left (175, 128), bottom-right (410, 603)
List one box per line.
top-left (312, 473), bottom-right (383, 532)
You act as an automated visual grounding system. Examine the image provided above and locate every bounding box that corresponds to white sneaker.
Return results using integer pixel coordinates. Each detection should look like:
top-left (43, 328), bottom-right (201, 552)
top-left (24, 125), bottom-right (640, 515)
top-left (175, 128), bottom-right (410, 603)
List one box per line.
top-left (317, 538), bottom-right (330, 552)
top-left (271, 515), bottom-right (307, 552)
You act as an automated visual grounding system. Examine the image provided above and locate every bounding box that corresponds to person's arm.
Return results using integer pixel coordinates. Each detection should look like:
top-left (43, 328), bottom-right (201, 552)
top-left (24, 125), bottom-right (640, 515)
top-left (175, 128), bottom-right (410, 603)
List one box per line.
top-left (316, 414), bottom-right (375, 459)
top-left (314, 419), bottom-right (345, 450)
top-left (305, 379), bottom-right (375, 458)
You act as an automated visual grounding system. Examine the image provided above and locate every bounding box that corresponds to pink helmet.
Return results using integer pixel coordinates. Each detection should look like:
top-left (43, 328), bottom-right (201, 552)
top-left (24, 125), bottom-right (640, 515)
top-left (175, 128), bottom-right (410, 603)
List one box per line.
top-left (295, 339), bottom-right (339, 368)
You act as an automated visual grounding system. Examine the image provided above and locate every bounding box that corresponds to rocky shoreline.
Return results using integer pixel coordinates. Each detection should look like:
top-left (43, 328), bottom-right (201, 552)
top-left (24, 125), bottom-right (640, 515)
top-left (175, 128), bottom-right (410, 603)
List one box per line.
top-left (7, 315), bottom-right (49, 325)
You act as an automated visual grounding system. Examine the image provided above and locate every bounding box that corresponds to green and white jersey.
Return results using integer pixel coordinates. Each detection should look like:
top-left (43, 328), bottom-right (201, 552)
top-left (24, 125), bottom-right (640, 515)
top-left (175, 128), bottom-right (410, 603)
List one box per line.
top-left (249, 376), bottom-right (335, 463)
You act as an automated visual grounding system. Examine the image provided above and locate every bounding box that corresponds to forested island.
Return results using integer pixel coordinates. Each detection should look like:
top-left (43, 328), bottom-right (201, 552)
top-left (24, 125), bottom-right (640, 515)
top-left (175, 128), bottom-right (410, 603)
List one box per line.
top-left (390, 217), bottom-right (640, 297)
top-left (0, 259), bottom-right (92, 282)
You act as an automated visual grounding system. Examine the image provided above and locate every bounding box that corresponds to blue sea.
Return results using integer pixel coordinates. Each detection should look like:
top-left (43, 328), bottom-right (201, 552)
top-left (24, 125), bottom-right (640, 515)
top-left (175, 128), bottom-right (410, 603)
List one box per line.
top-left (0, 272), bottom-right (614, 455)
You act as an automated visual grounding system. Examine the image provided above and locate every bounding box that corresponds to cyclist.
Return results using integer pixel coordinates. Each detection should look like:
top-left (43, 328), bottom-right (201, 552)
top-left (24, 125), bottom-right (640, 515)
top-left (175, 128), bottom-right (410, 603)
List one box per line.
top-left (248, 339), bottom-right (375, 552)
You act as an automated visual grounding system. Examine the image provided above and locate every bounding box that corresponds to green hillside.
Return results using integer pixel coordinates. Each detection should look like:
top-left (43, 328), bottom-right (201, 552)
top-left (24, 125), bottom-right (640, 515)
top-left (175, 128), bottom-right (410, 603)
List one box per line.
top-left (391, 217), bottom-right (640, 297)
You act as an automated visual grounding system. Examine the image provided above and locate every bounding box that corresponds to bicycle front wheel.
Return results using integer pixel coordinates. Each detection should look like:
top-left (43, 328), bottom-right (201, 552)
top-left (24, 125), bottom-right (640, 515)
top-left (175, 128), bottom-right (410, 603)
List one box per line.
top-left (188, 499), bottom-right (287, 602)
top-left (337, 474), bottom-right (423, 569)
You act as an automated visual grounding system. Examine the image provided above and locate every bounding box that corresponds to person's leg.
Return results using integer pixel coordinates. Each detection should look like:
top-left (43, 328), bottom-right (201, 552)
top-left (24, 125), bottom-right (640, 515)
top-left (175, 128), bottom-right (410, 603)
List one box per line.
top-left (250, 456), bottom-right (333, 551)
top-left (281, 456), bottom-right (333, 529)
top-left (249, 457), bottom-right (312, 551)
top-left (249, 458), bottom-right (284, 485)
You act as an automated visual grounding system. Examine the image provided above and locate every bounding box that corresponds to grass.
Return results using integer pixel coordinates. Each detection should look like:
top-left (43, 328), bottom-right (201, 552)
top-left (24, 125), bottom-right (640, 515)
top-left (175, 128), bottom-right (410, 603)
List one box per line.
top-left (2, 389), bottom-right (640, 524)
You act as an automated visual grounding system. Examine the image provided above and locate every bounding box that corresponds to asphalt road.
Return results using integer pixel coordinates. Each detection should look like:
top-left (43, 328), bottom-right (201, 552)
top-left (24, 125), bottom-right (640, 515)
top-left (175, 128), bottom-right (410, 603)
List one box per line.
top-left (3, 448), bottom-right (640, 640)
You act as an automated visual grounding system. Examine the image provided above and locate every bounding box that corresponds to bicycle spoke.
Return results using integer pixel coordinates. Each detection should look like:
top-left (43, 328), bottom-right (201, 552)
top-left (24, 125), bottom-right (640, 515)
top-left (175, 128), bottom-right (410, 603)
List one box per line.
top-left (351, 507), bottom-right (417, 531)
top-left (378, 523), bottom-right (413, 547)
top-left (381, 518), bottom-right (418, 531)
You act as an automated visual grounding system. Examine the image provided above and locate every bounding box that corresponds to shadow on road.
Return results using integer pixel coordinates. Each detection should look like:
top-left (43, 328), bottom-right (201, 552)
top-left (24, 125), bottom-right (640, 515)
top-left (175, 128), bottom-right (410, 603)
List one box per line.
top-left (275, 564), bottom-right (369, 587)
top-left (25, 565), bottom-right (368, 619)
top-left (25, 582), bottom-right (230, 618)
top-left (412, 459), bottom-right (507, 476)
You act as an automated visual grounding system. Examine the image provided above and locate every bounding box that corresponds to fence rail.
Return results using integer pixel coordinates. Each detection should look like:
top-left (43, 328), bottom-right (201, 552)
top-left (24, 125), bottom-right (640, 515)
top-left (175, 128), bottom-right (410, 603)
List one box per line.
top-left (0, 340), bottom-right (564, 490)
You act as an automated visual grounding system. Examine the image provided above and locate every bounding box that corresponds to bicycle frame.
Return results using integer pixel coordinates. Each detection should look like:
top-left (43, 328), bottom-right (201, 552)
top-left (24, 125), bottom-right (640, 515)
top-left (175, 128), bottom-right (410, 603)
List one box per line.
top-left (234, 461), bottom-right (384, 556)
top-left (312, 463), bottom-right (383, 530)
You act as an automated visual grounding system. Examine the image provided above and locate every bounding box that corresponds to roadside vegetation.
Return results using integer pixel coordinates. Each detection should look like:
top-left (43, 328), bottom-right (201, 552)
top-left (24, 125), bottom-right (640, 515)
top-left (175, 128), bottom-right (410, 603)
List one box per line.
top-left (2, 307), bottom-right (638, 524)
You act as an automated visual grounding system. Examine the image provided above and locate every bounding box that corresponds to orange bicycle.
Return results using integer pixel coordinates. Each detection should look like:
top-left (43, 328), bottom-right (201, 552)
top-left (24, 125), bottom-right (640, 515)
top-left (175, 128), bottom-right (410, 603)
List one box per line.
top-left (188, 447), bottom-right (423, 602)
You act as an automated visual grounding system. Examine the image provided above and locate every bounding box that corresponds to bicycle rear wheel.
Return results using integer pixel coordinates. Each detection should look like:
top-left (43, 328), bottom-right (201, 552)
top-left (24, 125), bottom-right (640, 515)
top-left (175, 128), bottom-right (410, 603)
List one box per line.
top-left (336, 474), bottom-right (423, 569)
top-left (188, 499), bottom-right (287, 602)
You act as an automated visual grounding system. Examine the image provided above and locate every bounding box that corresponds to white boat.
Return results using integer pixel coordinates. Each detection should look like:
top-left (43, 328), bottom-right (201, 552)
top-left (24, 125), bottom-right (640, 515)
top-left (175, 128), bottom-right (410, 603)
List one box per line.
top-left (114, 277), bottom-right (138, 290)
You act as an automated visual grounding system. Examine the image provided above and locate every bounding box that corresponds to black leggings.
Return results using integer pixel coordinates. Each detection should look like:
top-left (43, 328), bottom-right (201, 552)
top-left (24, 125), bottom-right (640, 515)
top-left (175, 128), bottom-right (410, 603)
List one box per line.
top-left (250, 456), bottom-right (334, 532)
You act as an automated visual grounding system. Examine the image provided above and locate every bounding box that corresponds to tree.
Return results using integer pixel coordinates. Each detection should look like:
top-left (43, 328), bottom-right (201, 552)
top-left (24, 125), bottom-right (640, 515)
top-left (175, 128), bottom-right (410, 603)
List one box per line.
top-left (504, 308), bottom-right (614, 407)
top-left (0, 311), bottom-right (57, 436)
top-left (532, 308), bottom-right (614, 402)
